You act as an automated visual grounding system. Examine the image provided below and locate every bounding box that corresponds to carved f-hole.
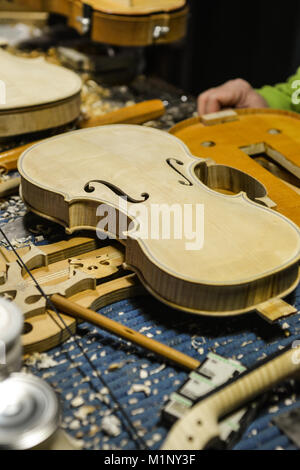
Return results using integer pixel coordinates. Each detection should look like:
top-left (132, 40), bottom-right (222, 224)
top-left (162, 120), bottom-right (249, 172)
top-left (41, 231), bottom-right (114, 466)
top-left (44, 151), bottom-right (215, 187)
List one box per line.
top-left (167, 158), bottom-right (193, 186)
top-left (84, 180), bottom-right (149, 204)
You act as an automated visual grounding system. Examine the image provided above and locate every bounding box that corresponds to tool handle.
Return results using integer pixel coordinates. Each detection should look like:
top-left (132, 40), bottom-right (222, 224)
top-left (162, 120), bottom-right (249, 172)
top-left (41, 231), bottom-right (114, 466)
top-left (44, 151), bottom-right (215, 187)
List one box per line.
top-left (51, 293), bottom-right (200, 371)
top-left (0, 100), bottom-right (166, 173)
top-left (0, 177), bottom-right (21, 197)
top-left (79, 99), bottom-right (165, 128)
top-left (162, 345), bottom-right (300, 450)
top-left (0, 143), bottom-right (38, 174)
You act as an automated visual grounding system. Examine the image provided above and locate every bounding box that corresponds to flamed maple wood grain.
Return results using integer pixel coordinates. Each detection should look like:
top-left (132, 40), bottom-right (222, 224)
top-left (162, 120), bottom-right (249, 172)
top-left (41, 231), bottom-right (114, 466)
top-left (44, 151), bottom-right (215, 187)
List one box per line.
top-left (0, 49), bottom-right (82, 139)
top-left (18, 125), bottom-right (300, 317)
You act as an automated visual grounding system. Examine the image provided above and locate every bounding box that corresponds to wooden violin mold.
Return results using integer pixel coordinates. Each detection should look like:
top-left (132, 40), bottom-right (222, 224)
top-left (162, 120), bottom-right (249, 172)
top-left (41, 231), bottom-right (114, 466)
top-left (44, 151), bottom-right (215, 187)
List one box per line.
top-left (0, 236), bottom-right (203, 371)
top-left (170, 108), bottom-right (300, 227)
top-left (0, 237), bottom-right (141, 353)
top-left (18, 125), bottom-right (300, 318)
top-left (0, 50), bottom-right (82, 140)
top-left (11, 0), bottom-right (188, 46)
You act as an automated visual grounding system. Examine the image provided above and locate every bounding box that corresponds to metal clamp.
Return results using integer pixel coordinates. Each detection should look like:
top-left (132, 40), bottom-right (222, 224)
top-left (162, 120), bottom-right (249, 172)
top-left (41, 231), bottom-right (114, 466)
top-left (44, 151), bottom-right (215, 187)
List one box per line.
top-left (76, 16), bottom-right (91, 35)
top-left (153, 25), bottom-right (170, 40)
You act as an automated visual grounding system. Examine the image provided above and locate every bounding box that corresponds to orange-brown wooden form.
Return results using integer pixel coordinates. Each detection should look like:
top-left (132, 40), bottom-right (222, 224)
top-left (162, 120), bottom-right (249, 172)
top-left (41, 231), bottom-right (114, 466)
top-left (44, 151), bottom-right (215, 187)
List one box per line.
top-left (170, 109), bottom-right (300, 226)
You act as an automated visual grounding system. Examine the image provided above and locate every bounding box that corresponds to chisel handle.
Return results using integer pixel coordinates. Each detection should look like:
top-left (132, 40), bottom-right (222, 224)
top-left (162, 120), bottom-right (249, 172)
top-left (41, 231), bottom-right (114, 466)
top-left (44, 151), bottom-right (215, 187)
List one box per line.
top-left (0, 100), bottom-right (166, 173)
top-left (79, 99), bottom-right (165, 128)
top-left (51, 293), bottom-right (200, 371)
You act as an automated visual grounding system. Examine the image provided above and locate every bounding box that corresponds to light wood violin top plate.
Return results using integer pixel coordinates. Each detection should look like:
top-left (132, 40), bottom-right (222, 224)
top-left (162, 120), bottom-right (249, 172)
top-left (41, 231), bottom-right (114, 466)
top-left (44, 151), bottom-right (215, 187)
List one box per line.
top-left (0, 49), bottom-right (82, 110)
top-left (19, 125), bottom-right (300, 316)
top-left (0, 50), bottom-right (82, 139)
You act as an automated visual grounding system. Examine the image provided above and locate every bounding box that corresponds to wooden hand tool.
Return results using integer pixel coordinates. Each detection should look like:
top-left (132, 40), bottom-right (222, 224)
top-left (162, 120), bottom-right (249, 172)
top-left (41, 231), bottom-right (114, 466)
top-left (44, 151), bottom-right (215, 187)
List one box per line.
top-left (80, 99), bottom-right (165, 128)
top-left (162, 344), bottom-right (300, 449)
top-left (51, 293), bottom-right (200, 371)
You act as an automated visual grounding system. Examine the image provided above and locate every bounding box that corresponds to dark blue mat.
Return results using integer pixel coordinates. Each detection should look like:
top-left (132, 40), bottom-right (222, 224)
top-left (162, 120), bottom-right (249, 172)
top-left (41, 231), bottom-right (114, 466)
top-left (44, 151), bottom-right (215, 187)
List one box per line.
top-left (28, 284), bottom-right (300, 450)
top-left (1, 197), bottom-right (300, 450)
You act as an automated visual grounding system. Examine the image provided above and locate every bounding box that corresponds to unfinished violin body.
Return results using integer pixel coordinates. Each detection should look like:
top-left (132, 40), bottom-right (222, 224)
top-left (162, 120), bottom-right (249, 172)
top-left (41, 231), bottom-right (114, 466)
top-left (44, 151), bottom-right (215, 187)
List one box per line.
top-left (11, 0), bottom-right (188, 46)
top-left (170, 109), bottom-right (300, 227)
top-left (18, 125), bottom-right (300, 317)
top-left (0, 49), bottom-right (82, 140)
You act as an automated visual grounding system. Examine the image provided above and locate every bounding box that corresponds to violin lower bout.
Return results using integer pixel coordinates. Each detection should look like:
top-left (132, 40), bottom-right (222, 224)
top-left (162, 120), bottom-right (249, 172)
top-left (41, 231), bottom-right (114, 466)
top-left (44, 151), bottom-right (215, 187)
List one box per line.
top-left (125, 237), bottom-right (300, 317)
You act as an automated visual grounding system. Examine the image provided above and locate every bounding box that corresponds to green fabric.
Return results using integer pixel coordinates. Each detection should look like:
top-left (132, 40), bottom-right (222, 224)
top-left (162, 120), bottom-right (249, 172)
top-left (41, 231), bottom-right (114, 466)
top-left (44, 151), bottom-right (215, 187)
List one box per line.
top-left (257, 67), bottom-right (300, 113)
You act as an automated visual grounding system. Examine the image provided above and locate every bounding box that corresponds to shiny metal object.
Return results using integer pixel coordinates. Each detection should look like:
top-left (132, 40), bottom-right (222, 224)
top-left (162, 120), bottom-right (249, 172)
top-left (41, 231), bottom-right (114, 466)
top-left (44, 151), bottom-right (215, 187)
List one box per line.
top-left (0, 373), bottom-right (60, 450)
top-left (153, 25), bottom-right (170, 39)
top-left (76, 16), bottom-right (91, 34)
top-left (0, 298), bottom-right (23, 373)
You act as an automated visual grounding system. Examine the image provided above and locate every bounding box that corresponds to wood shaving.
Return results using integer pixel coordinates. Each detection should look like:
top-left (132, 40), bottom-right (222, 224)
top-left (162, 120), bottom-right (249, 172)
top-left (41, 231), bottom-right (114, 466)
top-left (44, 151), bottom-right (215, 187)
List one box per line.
top-left (71, 396), bottom-right (85, 408)
top-left (128, 384), bottom-right (151, 397)
top-left (108, 361), bottom-right (125, 372)
top-left (25, 352), bottom-right (60, 369)
top-left (150, 364), bottom-right (166, 375)
top-left (101, 416), bottom-right (121, 437)
top-left (74, 406), bottom-right (96, 421)
top-left (69, 419), bottom-right (81, 430)
top-left (129, 398), bottom-right (138, 405)
top-left (89, 425), bottom-right (100, 438)
top-left (269, 406), bottom-right (279, 414)
top-left (131, 408), bottom-right (144, 416)
top-left (139, 326), bottom-right (152, 333)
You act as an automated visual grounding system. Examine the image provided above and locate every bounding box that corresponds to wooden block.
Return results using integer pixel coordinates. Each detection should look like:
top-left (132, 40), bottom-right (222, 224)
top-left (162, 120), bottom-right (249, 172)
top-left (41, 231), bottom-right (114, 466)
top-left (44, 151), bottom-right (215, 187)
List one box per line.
top-left (256, 298), bottom-right (297, 323)
top-left (201, 109), bottom-right (238, 126)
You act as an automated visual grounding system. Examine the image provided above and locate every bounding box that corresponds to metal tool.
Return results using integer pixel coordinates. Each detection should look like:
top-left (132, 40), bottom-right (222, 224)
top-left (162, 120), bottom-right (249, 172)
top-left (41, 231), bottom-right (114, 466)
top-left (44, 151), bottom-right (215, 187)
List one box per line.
top-left (0, 298), bottom-right (23, 375)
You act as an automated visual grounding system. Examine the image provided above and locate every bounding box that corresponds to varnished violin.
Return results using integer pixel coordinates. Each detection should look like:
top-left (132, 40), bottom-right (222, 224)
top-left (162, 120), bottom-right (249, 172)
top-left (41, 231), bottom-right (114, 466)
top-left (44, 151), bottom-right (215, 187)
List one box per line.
top-left (18, 125), bottom-right (300, 318)
top-left (10, 0), bottom-right (188, 46)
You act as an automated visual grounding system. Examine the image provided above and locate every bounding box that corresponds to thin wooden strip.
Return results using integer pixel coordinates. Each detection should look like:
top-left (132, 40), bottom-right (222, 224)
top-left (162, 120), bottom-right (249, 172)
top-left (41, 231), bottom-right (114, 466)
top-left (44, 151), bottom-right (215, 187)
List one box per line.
top-left (51, 293), bottom-right (200, 371)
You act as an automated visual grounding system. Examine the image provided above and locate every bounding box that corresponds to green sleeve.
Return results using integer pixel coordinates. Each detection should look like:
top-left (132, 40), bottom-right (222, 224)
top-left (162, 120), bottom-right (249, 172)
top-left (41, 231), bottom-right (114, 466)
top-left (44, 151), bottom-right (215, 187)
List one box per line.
top-left (256, 67), bottom-right (300, 113)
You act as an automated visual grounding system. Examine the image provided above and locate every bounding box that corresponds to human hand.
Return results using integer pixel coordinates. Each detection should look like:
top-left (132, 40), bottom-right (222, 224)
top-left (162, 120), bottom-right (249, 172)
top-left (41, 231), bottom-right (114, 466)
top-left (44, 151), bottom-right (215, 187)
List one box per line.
top-left (197, 79), bottom-right (268, 115)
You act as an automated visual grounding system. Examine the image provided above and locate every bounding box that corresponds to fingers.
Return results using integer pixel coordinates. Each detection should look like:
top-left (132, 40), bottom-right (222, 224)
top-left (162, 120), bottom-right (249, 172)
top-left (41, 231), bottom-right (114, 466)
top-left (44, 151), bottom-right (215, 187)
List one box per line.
top-left (197, 79), bottom-right (253, 115)
top-left (197, 89), bottom-right (219, 115)
top-left (203, 92), bottom-right (224, 114)
top-left (198, 88), bottom-right (233, 115)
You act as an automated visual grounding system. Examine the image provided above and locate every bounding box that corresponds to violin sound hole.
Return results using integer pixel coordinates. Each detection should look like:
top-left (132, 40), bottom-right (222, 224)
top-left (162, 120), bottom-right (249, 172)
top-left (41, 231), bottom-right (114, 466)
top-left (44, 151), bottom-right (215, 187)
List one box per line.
top-left (84, 180), bottom-right (149, 203)
top-left (167, 158), bottom-right (193, 186)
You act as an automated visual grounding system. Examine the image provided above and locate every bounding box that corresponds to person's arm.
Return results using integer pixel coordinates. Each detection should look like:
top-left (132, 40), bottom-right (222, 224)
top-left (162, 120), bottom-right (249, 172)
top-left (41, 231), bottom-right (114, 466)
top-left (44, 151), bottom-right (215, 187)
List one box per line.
top-left (197, 79), bottom-right (268, 115)
top-left (197, 69), bottom-right (300, 115)
top-left (257, 67), bottom-right (300, 112)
